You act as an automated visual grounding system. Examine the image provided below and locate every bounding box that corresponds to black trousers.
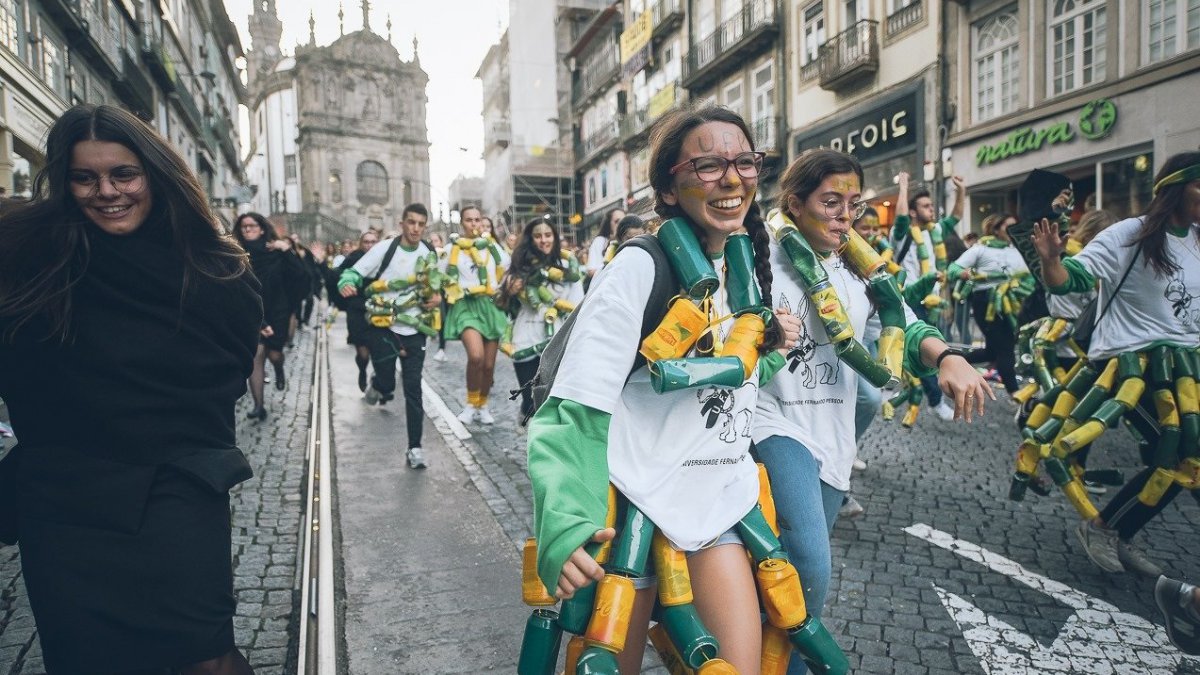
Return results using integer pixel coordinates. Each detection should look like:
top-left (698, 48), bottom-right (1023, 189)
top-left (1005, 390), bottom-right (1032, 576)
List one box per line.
top-left (966, 290), bottom-right (1019, 393)
top-left (367, 328), bottom-right (426, 449)
top-left (513, 357), bottom-right (541, 420)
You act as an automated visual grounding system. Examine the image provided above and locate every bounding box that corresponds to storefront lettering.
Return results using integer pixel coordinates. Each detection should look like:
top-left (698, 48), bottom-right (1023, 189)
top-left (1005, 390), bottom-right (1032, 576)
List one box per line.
top-left (975, 99), bottom-right (1119, 167)
top-left (829, 111), bottom-right (908, 156)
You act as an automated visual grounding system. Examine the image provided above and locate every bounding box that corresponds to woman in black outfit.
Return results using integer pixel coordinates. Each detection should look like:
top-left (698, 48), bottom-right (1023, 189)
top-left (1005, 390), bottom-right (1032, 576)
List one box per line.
top-left (234, 212), bottom-right (304, 419)
top-left (333, 230), bottom-right (380, 389)
top-left (0, 104), bottom-right (261, 674)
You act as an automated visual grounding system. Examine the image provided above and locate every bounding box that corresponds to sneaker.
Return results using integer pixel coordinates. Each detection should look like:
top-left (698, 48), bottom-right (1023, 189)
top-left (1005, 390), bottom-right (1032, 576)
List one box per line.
top-left (1083, 480), bottom-right (1108, 495)
top-left (839, 495), bottom-right (865, 519)
top-left (1075, 520), bottom-right (1124, 573)
top-left (1155, 576), bottom-right (1200, 655)
top-left (852, 457), bottom-right (867, 472)
top-left (477, 407), bottom-right (495, 425)
top-left (1118, 539), bottom-right (1163, 578)
top-left (456, 406), bottom-right (478, 424)
top-left (433, 349), bottom-right (448, 362)
top-left (406, 447), bottom-right (428, 469)
top-left (933, 400), bottom-right (955, 421)
top-left (364, 385), bottom-right (382, 405)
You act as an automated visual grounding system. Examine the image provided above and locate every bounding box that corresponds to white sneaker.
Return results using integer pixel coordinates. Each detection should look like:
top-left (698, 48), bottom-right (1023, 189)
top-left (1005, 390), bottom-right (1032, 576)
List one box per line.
top-left (364, 385), bottom-right (381, 405)
top-left (456, 406), bottom-right (478, 424)
top-left (406, 447), bottom-right (428, 469)
top-left (477, 407), bottom-right (495, 425)
top-left (852, 457), bottom-right (867, 472)
top-left (839, 495), bottom-right (865, 519)
top-left (933, 400), bottom-right (955, 421)
top-left (433, 349), bottom-right (447, 362)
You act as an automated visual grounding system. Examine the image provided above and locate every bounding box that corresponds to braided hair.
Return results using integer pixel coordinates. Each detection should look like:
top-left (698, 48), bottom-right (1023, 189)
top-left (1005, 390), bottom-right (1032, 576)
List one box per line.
top-left (647, 104), bottom-right (780, 351)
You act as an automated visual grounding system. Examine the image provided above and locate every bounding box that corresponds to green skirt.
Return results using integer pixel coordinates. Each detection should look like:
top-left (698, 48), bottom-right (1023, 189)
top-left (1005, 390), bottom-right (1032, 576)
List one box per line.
top-left (445, 294), bottom-right (509, 341)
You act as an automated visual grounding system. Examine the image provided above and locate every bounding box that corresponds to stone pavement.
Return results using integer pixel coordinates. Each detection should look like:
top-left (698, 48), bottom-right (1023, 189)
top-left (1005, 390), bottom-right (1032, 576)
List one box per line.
top-left (421, 337), bottom-right (1200, 674)
top-left (0, 329), bottom-right (316, 674)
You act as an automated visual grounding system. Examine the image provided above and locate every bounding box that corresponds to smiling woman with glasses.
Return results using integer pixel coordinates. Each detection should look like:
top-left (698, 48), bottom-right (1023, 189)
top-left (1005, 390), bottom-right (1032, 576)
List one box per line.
top-left (0, 104), bottom-right (261, 675)
top-left (669, 150), bottom-right (767, 182)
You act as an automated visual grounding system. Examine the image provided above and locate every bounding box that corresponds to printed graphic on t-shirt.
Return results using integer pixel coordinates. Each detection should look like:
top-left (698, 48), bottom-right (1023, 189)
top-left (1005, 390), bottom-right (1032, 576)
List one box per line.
top-left (1166, 268), bottom-right (1200, 327)
top-left (695, 386), bottom-right (755, 444)
top-left (779, 292), bottom-right (839, 388)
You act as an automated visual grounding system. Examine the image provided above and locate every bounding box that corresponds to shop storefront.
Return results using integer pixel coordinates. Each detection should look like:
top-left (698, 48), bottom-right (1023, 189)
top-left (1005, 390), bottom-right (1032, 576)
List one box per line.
top-left (948, 70), bottom-right (1200, 231)
top-left (792, 80), bottom-right (927, 228)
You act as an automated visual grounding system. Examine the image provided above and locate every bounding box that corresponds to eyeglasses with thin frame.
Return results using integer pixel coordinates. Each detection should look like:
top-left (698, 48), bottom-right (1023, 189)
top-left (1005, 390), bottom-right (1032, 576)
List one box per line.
top-left (68, 166), bottom-right (146, 198)
top-left (814, 197), bottom-right (869, 221)
top-left (669, 151), bottom-right (766, 182)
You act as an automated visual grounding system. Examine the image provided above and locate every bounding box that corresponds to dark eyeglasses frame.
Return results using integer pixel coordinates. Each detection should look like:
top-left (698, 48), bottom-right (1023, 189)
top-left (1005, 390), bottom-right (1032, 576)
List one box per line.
top-left (669, 151), bottom-right (766, 182)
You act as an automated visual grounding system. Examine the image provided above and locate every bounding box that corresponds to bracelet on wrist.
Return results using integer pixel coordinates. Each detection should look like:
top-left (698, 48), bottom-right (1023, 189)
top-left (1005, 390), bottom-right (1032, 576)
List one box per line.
top-left (935, 348), bottom-right (965, 368)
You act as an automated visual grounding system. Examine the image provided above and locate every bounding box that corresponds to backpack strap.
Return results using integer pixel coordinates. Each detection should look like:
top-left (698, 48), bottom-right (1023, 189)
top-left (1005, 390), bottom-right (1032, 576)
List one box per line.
top-left (366, 237), bottom-right (404, 286)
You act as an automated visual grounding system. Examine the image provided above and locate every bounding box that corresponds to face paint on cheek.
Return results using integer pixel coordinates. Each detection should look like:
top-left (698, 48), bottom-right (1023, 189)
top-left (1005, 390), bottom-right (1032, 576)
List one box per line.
top-left (680, 186), bottom-right (708, 200)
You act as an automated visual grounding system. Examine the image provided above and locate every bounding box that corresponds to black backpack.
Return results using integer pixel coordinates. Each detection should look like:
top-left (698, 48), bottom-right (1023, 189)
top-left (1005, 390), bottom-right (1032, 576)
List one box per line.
top-left (516, 234), bottom-right (680, 424)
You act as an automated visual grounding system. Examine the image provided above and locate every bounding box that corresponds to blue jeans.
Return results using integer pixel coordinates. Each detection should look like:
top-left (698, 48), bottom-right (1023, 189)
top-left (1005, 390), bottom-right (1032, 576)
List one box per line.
top-left (855, 375), bottom-right (881, 441)
top-left (755, 435), bottom-right (846, 675)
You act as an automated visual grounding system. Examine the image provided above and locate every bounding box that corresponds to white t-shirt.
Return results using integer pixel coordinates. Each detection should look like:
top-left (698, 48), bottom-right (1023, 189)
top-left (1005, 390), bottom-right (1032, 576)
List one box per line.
top-left (510, 276), bottom-right (584, 361)
top-left (1071, 217), bottom-right (1200, 359)
top-left (953, 242), bottom-right (1028, 291)
top-left (444, 237), bottom-right (503, 294)
top-left (550, 247), bottom-right (760, 551)
top-left (586, 235), bottom-right (610, 275)
top-left (754, 241), bottom-right (917, 492)
top-left (351, 237), bottom-right (435, 336)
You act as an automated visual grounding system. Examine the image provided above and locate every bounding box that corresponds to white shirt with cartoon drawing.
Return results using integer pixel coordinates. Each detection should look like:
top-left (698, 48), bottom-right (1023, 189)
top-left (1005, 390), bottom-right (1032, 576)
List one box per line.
top-left (1070, 217), bottom-right (1200, 360)
top-left (754, 239), bottom-right (917, 492)
top-left (550, 247), bottom-right (760, 552)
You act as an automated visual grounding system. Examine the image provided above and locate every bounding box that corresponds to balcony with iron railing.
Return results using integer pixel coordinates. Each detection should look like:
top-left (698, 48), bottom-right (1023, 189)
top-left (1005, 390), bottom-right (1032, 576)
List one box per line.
top-left (574, 118), bottom-right (621, 167)
top-left (651, 0), bottom-right (684, 39)
top-left (752, 116), bottom-right (783, 156)
top-left (620, 107), bottom-right (651, 144)
top-left (817, 19), bottom-right (879, 91)
top-left (800, 57), bottom-right (821, 84)
top-left (115, 51), bottom-right (155, 115)
top-left (573, 39), bottom-right (620, 106)
top-left (886, 0), bottom-right (924, 38)
top-left (683, 0), bottom-right (780, 90)
top-left (208, 115), bottom-right (239, 168)
top-left (172, 84), bottom-right (205, 135)
top-left (143, 37), bottom-right (178, 92)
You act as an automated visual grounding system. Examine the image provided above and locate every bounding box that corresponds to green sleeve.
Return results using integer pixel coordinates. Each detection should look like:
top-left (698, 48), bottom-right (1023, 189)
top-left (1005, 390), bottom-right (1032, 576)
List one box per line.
top-left (903, 320), bottom-right (943, 379)
top-left (338, 267), bottom-right (364, 291)
top-left (902, 271), bottom-right (940, 310)
top-left (756, 350), bottom-right (786, 386)
top-left (527, 397), bottom-right (612, 594)
top-left (947, 262), bottom-right (966, 279)
top-left (1047, 257), bottom-right (1096, 295)
top-left (939, 215), bottom-right (960, 231)
top-left (892, 214), bottom-right (912, 240)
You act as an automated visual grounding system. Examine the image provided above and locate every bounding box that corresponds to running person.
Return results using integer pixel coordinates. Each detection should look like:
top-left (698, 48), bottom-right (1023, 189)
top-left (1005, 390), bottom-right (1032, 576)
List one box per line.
top-left (444, 205), bottom-right (510, 424)
top-left (338, 203), bottom-right (440, 469)
top-left (528, 106), bottom-right (802, 673)
top-left (333, 230), bottom-right (380, 391)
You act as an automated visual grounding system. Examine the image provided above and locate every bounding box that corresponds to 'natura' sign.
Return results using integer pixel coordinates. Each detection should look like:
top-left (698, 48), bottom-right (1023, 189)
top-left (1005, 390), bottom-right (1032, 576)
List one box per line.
top-left (975, 99), bottom-right (1117, 167)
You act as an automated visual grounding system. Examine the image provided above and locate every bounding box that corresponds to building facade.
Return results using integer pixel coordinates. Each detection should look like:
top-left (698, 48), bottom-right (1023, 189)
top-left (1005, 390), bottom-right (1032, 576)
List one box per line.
top-left (944, 0), bottom-right (1200, 228)
top-left (1, 0), bottom-right (246, 223)
top-left (244, 2), bottom-right (430, 241)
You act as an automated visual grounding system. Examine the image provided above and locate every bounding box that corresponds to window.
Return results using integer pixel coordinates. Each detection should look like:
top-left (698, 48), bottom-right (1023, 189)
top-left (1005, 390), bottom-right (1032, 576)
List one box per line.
top-left (40, 23), bottom-right (67, 98)
top-left (1146, 0), bottom-right (1200, 64)
top-left (696, 0), bottom-right (715, 37)
top-left (723, 80), bottom-right (744, 116)
top-left (888, 0), bottom-right (917, 12)
top-left (284, 154), bottom-right (297, 183)
top-left (330, 171), bottom-right (343, 203)
top-left (844, 0), bottom-right (867, 25)
top-left (356, 161), bottom-right (388, 205)
top-left (1, 0), bottom-right (20, 54)
top-left (974, 10), bottom-right (1020, 122)
top-left (752, 61), bottom-right (774, 123)
top-left (1049, 0), bottom-right (1106, 96)
top-left (801, 2), bottom-right (825, 65)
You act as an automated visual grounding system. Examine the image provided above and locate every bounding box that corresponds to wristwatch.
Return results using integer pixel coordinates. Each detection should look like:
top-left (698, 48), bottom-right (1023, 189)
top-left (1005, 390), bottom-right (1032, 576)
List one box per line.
top-left (935, 348), bottom-right (966, 368)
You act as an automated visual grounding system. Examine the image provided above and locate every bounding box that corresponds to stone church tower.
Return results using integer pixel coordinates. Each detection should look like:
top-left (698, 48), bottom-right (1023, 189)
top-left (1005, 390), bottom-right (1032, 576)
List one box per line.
top-left (246, 1), bottom-right (431, 234)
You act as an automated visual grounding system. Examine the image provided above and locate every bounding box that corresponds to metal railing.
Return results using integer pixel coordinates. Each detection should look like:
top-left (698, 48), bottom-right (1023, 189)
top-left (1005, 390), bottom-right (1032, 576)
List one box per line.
top-left (800, 58), bottom-right (821, 83)
top-left (752, 116), bottom-right (781, 153)
top-left (620, 107), bottom-right (650, 141)
top-left (574, 39), bottom-right (620, 105)
top-left (886, 0), bottom-right (924, 37)
top-left (651, 0), bottom-right (684, 35)
top-left (684, 0), bottom-right (779, 83)
top-left (575, 118), bottom-right (620, 165)
top-left (818, 19), bottom-right (879, 89)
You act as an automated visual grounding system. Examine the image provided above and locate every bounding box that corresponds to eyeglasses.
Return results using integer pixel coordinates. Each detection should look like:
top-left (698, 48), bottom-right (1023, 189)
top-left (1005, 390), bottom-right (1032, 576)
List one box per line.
top-left (814, 197), bottom-right (869, 221)
top-left (68, 167), bottom-right (146, 198)
top-left (669, 151), bottom-right (766, 182)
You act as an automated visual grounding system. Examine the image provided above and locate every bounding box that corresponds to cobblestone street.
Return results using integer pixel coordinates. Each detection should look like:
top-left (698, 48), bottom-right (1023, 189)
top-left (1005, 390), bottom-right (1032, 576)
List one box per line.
top-left (0, 330), bottom-right (317, 675)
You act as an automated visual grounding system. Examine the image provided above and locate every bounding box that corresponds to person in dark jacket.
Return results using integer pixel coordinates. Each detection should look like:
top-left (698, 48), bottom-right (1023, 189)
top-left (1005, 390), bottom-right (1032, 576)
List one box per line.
top-left (0, 104), bottom-right (261, 674)
top-left (334, 230), bottom-right (380, 389)
top-left (234, 212), bottom-right (305, 419)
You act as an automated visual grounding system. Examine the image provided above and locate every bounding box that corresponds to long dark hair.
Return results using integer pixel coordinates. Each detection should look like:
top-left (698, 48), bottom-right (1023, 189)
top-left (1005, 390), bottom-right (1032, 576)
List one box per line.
top-left (648, 104), bottom-right (778, 350)
top-left (0, 104), bottom-right (250, 341)
top-left (776, 148), bottom-right (870, 285)
top-left (509, 217), bottom-right (565, 277)
top-left (602, 206), bottom-right (624, 239)
top-left (1134, 151), bottom-right (1200, 277)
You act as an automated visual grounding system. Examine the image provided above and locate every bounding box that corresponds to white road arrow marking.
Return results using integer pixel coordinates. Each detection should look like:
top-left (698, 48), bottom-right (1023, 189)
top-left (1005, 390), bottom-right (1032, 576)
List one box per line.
top-left (904, 522), bottom-right (1200, 674)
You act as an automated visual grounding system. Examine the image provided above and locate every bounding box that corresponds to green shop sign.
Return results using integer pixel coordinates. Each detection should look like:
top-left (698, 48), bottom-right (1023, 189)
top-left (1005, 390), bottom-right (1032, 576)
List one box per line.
top-left (975, 99), bottom-right (1117, 167)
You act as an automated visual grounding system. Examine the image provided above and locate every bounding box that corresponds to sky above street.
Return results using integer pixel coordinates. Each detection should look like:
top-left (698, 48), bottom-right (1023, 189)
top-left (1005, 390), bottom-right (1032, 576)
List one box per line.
top-left (224, 0), bottom-right (506, 219)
